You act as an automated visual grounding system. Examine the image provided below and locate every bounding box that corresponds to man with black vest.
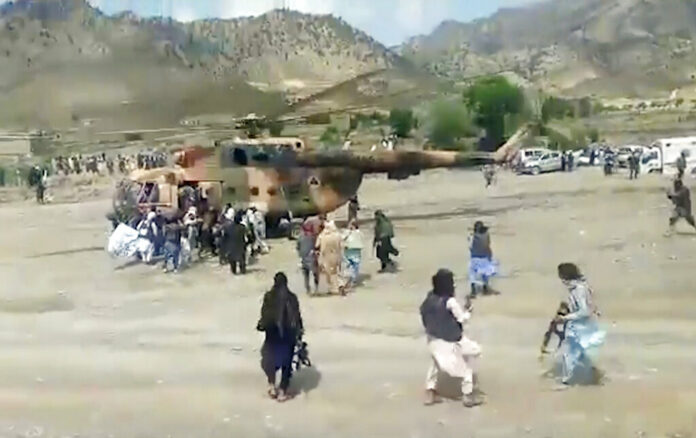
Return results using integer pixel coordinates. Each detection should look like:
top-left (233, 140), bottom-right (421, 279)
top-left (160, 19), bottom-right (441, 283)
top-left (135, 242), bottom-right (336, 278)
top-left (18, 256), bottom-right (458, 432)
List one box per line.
top-left (420, 269), bottom-right (484, 408)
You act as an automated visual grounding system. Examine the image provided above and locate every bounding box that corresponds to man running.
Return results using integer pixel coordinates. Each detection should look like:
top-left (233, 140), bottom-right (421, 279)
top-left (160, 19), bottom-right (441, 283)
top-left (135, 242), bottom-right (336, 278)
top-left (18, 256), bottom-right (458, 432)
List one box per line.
top-left (666, 179), bottom-right (696, 235)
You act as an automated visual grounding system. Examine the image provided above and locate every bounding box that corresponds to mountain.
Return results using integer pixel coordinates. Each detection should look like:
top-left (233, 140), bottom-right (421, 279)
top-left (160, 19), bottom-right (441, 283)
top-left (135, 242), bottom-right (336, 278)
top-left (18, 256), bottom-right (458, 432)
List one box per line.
top-left (0, 0), bottom-right (397, 129)
top-left (401, 0), bottom-right (696, 98)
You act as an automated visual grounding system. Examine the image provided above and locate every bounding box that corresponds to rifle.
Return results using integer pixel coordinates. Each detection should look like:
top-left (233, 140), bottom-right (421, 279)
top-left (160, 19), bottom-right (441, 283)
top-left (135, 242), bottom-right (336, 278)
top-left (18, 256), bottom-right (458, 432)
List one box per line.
top-left (540, 302), bottom-right (569, 355)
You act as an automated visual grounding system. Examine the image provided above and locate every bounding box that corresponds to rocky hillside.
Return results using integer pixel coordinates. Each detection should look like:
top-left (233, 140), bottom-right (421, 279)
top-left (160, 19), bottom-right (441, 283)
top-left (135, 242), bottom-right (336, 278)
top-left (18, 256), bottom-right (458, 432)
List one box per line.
top-left (401, 0), bottom-right (696, 98)
top-left (0, 0), bottom-right (397, 129)
top-left (183, 10), bottom-right (397, 92)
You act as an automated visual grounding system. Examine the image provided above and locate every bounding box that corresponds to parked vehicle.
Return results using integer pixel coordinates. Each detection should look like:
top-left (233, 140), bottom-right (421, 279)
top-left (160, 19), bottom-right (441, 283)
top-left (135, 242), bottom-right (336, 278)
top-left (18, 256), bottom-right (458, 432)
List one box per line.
top-left (577, 144), bottom-right (605, 167)
top-left (641, 136), bottom-right (696, 174)
top-left (519, 151), bottom-right (563, 175)
top-left (519, 148), bottom-right (551, 165)
top-left (616, 145), bottom-right (646, 168)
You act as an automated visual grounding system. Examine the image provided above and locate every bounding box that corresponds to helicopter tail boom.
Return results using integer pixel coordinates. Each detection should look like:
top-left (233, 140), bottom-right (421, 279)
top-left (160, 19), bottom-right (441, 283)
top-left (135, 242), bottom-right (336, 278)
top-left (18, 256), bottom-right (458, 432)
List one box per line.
top-left (294, 150), bottom-right (493, 173)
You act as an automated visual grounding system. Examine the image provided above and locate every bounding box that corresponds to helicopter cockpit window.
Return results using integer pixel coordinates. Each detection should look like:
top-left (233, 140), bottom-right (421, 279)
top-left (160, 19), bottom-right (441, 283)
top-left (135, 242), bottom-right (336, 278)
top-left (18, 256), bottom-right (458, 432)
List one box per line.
top-left (220, 147), bottom-right (249, 167)
top-left (295, 142), bottom-right (302, 150)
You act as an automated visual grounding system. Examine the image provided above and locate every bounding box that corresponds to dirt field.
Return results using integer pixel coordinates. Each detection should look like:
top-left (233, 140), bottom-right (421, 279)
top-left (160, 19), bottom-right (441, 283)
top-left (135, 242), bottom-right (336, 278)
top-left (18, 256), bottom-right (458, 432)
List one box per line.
top-left (2, 167), bottom-right (696, 438)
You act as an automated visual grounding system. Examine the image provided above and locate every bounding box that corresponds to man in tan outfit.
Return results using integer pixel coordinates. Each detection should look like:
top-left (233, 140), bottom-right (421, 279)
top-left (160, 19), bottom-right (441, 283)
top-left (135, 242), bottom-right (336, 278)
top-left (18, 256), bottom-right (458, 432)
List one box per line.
top-left (315, 221), bottom-right (343, 295)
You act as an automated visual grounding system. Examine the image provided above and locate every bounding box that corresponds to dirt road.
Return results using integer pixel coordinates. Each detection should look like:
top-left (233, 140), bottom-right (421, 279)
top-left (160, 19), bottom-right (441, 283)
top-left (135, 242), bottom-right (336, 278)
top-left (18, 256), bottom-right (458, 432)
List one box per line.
top-left (2, 168), bottom-right (696, 438)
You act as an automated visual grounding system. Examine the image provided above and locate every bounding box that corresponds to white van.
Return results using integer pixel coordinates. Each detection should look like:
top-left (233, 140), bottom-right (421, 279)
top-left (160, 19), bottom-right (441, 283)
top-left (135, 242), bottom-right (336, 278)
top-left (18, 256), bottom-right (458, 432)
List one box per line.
top-left (641, 137), bottom-right (696, 174)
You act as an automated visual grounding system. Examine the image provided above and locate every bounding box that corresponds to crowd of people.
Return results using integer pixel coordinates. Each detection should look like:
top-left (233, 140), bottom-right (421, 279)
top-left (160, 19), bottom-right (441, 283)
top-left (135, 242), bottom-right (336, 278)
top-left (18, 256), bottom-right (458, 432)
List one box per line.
top-left (50, 150), bottom-right (168, 177)
top-left (257, 208), bottom-right (609, 406)
top-left (99, 143), bottom-right (696, 409)
top-left (118, 203), bottom-right (272, 275)
top-left (294, 206), bottom-right (395, 297)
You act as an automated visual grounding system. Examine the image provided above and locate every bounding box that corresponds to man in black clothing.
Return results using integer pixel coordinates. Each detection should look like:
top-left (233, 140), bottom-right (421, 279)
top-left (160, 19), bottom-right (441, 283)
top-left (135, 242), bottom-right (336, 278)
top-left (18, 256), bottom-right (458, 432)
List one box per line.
top-left (667, 179), bottom-right (696, 235)
top-left (257, 272), bottom-right (304, 402)
top-left (222, 212), bottom-right (248, 274)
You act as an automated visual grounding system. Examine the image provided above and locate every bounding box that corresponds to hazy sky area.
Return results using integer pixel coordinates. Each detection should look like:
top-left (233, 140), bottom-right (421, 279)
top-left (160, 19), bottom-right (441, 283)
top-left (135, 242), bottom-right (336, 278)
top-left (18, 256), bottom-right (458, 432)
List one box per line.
top-left (86, 0), bottom-right (536, 46)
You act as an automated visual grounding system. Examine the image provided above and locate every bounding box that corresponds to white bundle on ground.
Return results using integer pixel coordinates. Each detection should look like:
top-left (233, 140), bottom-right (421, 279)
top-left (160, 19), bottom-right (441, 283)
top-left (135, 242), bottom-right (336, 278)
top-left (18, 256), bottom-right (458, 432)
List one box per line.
top-left (107, 223), bottom-right (141, 259)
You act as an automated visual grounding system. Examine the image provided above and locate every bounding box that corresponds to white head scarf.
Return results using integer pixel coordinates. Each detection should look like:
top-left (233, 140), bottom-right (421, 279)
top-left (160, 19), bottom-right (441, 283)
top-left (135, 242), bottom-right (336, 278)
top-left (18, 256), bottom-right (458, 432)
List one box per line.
top-left (224, 207), bottom-right (235, 221)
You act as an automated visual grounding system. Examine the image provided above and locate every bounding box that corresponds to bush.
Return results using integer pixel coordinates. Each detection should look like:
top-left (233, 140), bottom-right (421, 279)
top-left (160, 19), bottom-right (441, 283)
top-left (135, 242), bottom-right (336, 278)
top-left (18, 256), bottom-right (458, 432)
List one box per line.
top-left (349, 115), bottom-right (359, 131)
top-left (389, 108), bottom-right (415, 138)
top-left (0, 166), bottom-right (5, 186)
top-left (268, 120), bottom-right (284, 136)
top-left (319, 126), bottom-right (341, 147)
top-left (428, 100), bottom-right (476, 148)
top-left (370, 111), bottom-right (387, 124)
top-left (124, 132), bottom-right (144, 142)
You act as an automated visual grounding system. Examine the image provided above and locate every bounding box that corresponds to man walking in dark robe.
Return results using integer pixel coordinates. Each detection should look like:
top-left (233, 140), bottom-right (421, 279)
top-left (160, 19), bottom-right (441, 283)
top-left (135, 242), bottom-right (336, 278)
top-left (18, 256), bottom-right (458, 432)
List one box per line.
top-left (373, 210), bottom-right (399, 272)
top-left (257, 272), bottom-right (304, 402)
top-left (222, 212), bottom-right (248, 275)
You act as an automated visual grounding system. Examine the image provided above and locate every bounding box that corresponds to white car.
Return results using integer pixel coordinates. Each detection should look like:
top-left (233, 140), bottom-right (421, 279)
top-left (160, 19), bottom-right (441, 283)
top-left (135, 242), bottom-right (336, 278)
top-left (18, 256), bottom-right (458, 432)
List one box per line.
top-left (616, 145), bottom-right (646, 168)
top-left (520, 151), bottom-right (563, 175)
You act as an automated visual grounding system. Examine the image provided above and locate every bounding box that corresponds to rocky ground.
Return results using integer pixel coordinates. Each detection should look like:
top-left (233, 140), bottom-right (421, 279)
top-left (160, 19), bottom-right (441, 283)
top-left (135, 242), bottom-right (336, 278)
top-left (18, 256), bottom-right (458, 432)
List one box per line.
top-left (2, 167), bottom-right (696, 438)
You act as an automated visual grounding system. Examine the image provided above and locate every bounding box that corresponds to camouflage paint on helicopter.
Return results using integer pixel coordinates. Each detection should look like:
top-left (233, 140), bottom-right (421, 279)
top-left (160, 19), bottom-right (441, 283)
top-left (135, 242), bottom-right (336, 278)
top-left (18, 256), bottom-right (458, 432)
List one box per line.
top-left (112, 131), bottom-right (524, 226)
top-left (117, 138), bottom-right (363, 221)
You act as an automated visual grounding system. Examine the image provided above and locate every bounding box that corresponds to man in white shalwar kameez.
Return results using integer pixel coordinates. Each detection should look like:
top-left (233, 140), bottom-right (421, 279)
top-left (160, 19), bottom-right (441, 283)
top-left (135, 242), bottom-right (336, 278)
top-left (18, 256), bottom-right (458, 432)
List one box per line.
top-left (420, 269), bottom-right (483, 407)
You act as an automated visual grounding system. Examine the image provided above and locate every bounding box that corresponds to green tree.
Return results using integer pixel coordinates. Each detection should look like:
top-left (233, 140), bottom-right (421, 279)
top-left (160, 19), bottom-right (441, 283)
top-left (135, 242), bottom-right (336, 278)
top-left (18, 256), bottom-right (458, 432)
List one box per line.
top-left (589, 127), bottom-right (600, 143)
top-left (578, 97), bottom-right (592, 118)
top-left (268, 120), bottom-right (284, 136)
top-left (464, 76), bottom-right (524, 147)
top-left (428, 100), bottom-right (476, 148)
top-left (676, 98), bottom-right (685, 107)
top-left (541, 97), bottom-right (575, 123)
top-left (389, 108), bottom-right (415, 138)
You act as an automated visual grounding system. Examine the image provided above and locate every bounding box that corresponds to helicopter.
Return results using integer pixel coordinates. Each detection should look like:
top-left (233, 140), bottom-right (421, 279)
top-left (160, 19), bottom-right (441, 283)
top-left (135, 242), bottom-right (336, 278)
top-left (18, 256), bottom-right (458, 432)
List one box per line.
top-left (112, 130), bottom-right (523, 237)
